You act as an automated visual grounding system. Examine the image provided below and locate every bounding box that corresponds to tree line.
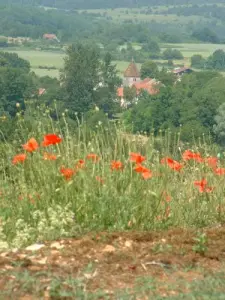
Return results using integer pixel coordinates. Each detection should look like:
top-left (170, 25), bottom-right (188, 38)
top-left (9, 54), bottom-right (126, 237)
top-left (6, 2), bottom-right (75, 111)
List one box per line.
top-left (191, 49), bottom-right (225, 71)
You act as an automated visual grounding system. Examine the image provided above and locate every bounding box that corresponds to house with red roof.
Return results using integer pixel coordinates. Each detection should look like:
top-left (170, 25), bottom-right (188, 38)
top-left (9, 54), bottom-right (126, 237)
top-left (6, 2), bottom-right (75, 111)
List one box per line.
top-left (43, 34), bottom-right (60, 42)
top-left (117, 61), bottom-right (160, 108)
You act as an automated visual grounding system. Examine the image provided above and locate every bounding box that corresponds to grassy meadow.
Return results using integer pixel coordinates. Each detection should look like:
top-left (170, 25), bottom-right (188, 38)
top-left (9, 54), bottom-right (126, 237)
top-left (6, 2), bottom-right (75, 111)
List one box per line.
top-left (0, 105), bottom-right (224, 250)
top-left (3, 49), bottom-right (64, 78)
top-left (1, 47), bottom-right (225, 298)
top-left (1, 107), bottom-right (225, 298)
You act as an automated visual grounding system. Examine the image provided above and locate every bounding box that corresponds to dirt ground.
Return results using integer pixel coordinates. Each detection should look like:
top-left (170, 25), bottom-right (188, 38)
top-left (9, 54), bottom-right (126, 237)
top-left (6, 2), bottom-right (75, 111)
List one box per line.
top-left (0, 226), bottom-right (225, 299)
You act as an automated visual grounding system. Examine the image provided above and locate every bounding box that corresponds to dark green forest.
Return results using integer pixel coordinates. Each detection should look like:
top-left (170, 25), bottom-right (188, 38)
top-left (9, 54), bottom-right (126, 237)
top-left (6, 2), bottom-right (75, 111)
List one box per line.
top-left (0, 0), bottom-right (225, 9)
top-left (0, 5), bottom-right (102, 42)
top-left (0, 3), bottom-right (225, 45)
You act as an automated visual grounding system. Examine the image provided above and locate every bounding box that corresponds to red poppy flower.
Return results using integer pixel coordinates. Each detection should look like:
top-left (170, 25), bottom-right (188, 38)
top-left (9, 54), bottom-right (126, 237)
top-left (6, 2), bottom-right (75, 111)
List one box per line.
top-left (60, 167), bottom-right (75, 180)
top-left (182, 150), bottom-right (204, 163)
top-left (206, 157), bottom-right (218, 169)
top-left (86, 153), bottom-right (100, 162)
top-left (142, 171), bottom-right (152, 180)
top-left (75, 159), bottom-right (85, 170)
top-left (43, 152), bottom-right (57, 160)
top-left (161, 157), bottom-right (183, 172)
top-left (96, 176), bottom-right (104, 184)
top-left (111, 160), bottom-right (123, 171)
top-left (214, 168), bottom-right (225, 176)
top-left (129, 152), bottom-right (146, 164)
top-left (42, 134), bottom-right (62, 147)
top-left (194, 178), bottom-right (213, 193)
top-left (12, 153), bottom-right (27, 165)
top-left (23, 138), bottom-right (39, 152)
top-left (134, 164), bottom-right (150, 173)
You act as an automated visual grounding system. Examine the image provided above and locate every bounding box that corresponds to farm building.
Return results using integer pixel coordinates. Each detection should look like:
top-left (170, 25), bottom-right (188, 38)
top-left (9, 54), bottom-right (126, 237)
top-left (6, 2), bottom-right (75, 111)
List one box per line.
top-left (173, 67), bottom-right (193, 76)
top-left (43, 34), bottom-right (60, 42)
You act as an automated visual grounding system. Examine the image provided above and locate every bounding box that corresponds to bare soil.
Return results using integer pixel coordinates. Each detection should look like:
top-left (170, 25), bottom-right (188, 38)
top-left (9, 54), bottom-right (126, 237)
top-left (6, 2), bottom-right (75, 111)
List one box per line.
top-left (1, 226), bottom-right (225, 299)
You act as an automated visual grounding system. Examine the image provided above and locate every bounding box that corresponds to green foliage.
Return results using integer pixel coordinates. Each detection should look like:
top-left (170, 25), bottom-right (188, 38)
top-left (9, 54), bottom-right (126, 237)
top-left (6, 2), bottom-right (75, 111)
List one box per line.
top-left (206, 49), bottom-right (225, 70)
top-left (213, 103), bottom-right (225, 146)
top-left (193, 232), bottom-right (208, 255)
top-left (61, 43), bottom-right (101, 117)
top-left (61, 43), bottom-right (120, 118)
top-left (0, 67), bottom-right (35, 117)
top-left (123, 70), bottom-right (224, 142)
top-left (162, 48), bottom-right (184, 60)
top-left (191, 54), bottom-right (206, 69)
top-left (192, 27), bottom-right (220, 44)
top-left (95, 53), bottom-right (121, 117)
top-left (0, 107), bottom-right (224, 249)
top-left (84, 109), bottom-right (109, 129)
top-left (157, 68), bottom-right (176, 86)
top-left (142, 39), bottom-right (160, 54)
top-left (0, 5), bottom-right (103, 42)
top-left (191, 49), bottom-right (225, 71)
top-left (0, 51), bottom-right (33, 117)
top-left (123, 87), bottom-right (173, 134)
top-left (123, 86), bottom-right (137, 105)
top-left (140, 60), bottom-right (159, 79)
top-left (0, 0), bottom-right (218, 10)
top-left (0, 37), bottom-right (8, 48)
top-left (0, 52), bottom-right (30, 71)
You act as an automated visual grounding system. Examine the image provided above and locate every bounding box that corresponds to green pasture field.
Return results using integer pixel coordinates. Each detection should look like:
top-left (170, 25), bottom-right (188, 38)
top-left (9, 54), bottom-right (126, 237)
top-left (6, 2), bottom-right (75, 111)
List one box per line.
top-left (31, 67), bottom-right (61, 78)
top-left (5, 49), bottom-right (65, 69)
top-left (2, 42), bottom-right (224, 78)
top-left (1, 48), bottom-right (140, 78)
top-left (2, 49), bottom-right (64, 78)
top-left (161, 43), bottom-right (225, 58)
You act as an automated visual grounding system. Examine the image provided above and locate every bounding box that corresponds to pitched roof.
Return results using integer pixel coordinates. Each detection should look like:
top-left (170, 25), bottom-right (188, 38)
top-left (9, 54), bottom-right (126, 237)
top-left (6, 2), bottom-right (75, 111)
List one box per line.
top-left (133, 78), bottom-right (159, 95)
top-left (43, 33), bottom-right (57, 40)
top-left (117, 78), bottom-right (160, 98)
top-left (124, 61), bottom-right (140, 78)
top-left (173, 67), bottom-right (192, 74)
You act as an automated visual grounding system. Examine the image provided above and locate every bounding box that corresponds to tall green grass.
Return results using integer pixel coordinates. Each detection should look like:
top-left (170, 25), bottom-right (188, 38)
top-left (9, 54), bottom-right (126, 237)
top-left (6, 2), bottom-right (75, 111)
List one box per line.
top-left (0, 104), bottom-right (224, 248)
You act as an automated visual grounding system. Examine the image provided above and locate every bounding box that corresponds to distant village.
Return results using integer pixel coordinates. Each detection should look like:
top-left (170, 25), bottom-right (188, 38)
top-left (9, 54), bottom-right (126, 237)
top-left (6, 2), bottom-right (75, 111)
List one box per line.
top-left (117, 60), bottom-right (193, 108)
top-left (0, 34), bottom-right (194, 104)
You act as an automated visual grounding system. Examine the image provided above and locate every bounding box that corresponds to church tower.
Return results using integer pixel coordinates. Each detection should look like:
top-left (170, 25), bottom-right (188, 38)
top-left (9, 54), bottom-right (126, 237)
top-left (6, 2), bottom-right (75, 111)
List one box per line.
top-left (123, 59), bottom-right (140, 86)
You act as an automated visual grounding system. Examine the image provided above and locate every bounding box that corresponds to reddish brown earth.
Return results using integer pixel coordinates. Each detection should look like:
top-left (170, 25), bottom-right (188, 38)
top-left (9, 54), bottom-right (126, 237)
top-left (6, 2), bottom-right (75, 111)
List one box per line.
top-left (0, 226), bottom-right (225, 299)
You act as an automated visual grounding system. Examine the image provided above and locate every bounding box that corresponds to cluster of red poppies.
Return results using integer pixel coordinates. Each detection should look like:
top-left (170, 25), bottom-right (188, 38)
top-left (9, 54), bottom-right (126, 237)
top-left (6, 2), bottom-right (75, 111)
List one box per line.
top-left (12, 136), bottom-right (223, 193)
top-left (12, 134), bottom-right (62, 165)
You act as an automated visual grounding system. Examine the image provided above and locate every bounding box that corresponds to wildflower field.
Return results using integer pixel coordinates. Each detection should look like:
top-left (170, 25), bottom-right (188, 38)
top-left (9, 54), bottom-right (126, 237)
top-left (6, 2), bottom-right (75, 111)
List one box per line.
top-left (0, 111), bottom-right (225, 298)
